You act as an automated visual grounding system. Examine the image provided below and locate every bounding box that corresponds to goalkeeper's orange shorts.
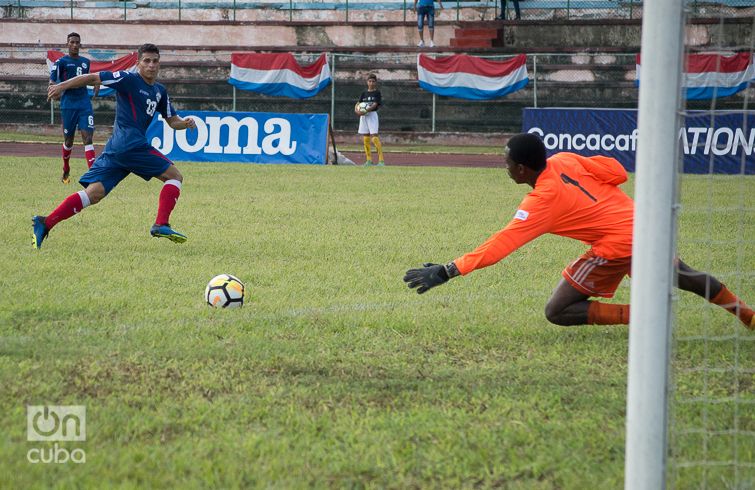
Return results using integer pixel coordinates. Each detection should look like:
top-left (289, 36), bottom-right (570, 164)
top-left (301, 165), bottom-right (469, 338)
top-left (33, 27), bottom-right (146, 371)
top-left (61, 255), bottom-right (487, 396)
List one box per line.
top-left (562, 250), bottom-right (632, 298)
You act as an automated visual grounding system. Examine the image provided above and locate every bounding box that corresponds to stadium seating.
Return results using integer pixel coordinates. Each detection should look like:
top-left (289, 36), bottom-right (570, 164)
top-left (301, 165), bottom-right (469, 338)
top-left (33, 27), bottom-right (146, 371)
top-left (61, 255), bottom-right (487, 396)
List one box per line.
top-left (0, 10), bottom-right (751, 134)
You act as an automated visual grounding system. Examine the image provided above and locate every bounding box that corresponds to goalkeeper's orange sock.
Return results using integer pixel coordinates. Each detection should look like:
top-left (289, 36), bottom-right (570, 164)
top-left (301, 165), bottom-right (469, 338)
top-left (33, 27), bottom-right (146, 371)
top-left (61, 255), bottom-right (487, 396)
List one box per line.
top-left (363, 136), bottom-right (372, 162)
top-left (371, 136), bottom-right (384, 162)
top-left (587, 301), bottom-right (630, 325)
top-left (710, 285), bottom-right (754, 330)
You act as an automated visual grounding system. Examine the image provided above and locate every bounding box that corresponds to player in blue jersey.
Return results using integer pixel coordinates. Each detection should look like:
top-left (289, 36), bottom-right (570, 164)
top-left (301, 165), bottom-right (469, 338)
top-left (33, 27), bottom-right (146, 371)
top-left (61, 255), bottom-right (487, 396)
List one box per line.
top-left (49, 32), bottom-right (99, 184)
top-left (34, 43), bottom-right (196, 248)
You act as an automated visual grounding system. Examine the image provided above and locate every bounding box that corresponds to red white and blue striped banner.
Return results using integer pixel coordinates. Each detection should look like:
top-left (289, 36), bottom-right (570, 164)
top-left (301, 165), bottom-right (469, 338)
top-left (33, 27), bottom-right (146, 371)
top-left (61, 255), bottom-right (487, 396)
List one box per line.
top-left (636, 52), bottom-right (755, 100)
top-left (417, 53), bottom-right (529, 100)
top-left (46, 50), bottom-right (138, 97)
top-left (228, 53), bottom-right (331, 99)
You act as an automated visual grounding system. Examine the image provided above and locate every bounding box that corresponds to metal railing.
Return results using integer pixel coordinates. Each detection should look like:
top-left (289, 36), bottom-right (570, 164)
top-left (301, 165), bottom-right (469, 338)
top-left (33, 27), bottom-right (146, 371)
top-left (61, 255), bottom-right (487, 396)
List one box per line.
top-left (2, 0), bottom-right (753, 22)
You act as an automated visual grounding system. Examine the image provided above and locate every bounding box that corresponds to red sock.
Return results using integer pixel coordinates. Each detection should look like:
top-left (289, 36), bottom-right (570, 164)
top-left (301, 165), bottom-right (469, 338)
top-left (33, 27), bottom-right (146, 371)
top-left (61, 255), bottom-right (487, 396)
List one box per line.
top-left (155, 180), bottom-right (181, 225)
top-left (45, 191), bottom-right (89, 230)
top-left (587, 301), bottom-right (630, 325)
top-left (711, 285), bottom-right (754, 329)
top-left (84, 144), bottom-right (96, 169)
top-left (62, 144), bottom-right (72, 173)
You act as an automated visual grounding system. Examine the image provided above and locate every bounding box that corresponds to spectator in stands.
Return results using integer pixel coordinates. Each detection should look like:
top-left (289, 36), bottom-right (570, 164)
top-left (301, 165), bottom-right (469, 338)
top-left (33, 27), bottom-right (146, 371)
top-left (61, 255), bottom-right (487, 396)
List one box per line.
top-left (495, 0), bottom-right (521, 20)
top-left (413, 0), bottom-right (443, 48)
top-left (355, 73), bottom-right (385, 166)
top-left (49, 32), bottom-right (99, 184)
top-left (404, 133), bottom-right (755, 330)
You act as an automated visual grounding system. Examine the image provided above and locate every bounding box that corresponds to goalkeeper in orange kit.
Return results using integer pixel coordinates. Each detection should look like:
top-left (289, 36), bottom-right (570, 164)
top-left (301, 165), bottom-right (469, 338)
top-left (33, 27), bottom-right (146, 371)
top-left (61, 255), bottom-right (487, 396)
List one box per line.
top-left (404, 133), bottom-right (754, 329)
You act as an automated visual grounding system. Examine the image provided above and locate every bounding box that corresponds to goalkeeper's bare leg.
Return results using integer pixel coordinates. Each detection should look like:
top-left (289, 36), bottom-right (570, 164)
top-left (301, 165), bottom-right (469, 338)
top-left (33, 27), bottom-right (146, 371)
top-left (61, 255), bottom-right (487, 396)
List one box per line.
top-left (543, 259), bottom-right (753, 329)
top-left (544, 279), bottom-right (629, 326)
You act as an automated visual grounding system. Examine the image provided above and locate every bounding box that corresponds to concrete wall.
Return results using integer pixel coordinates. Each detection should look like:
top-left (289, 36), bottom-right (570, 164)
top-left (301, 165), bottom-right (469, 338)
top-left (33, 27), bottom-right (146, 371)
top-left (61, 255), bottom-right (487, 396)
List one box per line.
top-left (3, 16), bottom-right (751, 50)
top-left (2, 20), bottom-right (454, 48)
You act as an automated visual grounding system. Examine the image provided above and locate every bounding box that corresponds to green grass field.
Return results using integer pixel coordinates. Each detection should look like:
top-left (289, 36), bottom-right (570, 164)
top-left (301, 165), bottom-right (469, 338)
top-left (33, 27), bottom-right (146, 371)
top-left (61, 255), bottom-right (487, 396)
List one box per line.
top-left (0, 156), bottom-right (752, 488)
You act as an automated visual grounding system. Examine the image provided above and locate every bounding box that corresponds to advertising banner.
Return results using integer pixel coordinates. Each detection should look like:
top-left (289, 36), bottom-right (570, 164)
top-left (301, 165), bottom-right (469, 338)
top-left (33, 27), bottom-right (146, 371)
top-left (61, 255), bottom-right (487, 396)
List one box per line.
top-left (147, 111), bottom-right (329, 164)
top-left (522, 108), bottom-right (754, 174)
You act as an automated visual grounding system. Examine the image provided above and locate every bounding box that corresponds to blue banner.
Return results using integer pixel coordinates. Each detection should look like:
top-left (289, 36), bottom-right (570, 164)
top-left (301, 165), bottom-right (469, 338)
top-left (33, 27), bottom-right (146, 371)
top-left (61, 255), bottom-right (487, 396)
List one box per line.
top-left (522, 108), bottom-right (754, 174)
top-left (147, 111), bottom-right (329, 164)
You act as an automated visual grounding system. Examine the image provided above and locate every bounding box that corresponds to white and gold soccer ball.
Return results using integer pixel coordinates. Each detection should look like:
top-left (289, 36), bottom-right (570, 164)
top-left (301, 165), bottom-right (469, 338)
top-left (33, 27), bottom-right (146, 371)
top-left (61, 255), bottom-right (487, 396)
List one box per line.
top-left (355, 101), bottom-right (371, 115)
top-left (205, 274), bottom-right (245, 308)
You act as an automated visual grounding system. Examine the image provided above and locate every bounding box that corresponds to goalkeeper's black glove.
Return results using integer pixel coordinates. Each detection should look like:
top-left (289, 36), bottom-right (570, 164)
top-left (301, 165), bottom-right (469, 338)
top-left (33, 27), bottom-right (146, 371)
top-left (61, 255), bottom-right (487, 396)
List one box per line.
top-left (403, 262), bottom-right (461, 294)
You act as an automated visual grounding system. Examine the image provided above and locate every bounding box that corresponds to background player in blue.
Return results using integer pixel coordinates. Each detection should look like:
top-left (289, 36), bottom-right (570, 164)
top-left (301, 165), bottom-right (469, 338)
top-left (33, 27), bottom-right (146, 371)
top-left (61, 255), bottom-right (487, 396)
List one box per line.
top-left (49, 32), bottom-right (99, 184)
top-left (35, 43), bottom-right (196, 249)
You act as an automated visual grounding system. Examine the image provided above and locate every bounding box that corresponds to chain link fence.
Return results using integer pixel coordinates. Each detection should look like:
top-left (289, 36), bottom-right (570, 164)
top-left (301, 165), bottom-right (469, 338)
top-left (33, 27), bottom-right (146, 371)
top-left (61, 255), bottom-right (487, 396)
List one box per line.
top-left (1, 47), bottom-right (751, 134)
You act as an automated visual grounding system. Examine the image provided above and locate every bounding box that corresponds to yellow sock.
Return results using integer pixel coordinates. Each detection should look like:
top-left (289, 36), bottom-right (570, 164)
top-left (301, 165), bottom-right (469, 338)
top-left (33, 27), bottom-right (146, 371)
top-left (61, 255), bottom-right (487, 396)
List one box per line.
top-left (363, 136), bottom-right (372, 162)
top-left (371, 136), bottom-right (384, 162)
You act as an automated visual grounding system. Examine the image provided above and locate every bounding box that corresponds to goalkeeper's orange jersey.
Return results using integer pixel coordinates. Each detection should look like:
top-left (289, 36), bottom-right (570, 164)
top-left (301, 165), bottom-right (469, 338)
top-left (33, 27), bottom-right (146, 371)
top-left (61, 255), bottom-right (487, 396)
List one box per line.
top-left (454, 152), bottom-right (635, 276)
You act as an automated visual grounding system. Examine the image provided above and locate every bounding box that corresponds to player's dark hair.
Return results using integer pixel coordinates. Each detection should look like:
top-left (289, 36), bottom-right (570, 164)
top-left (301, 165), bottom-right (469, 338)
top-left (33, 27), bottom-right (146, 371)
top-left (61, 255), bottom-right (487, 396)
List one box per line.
top-left (506, 133), bottom-right (547, 171)
top-left (67, 32), bottom-right (80, 41)
top-left (367, 73), bottom-right (377, 81)
top-left (138, 43), bottom-right (160, 59)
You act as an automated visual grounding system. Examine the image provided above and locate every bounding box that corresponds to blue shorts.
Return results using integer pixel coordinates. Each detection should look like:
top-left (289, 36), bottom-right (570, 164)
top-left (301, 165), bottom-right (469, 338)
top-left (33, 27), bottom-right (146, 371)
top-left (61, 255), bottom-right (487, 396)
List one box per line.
top-left (79, 145), bottom-right (173, 195)
top-left (417, 5), bottom-right (435, 30)
top-left (61, 108), bottom-right (94, 136)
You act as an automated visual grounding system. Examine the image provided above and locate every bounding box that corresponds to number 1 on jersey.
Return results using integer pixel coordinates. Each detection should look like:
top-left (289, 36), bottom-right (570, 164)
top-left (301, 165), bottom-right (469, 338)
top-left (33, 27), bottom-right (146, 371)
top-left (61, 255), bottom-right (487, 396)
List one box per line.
top-left (560, 173), bottom-right (598, 202)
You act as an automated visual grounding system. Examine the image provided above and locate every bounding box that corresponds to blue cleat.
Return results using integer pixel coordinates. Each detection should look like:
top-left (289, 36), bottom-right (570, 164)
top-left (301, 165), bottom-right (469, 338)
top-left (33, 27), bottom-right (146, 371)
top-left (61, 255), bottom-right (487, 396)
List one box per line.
top-left (32, 215), bottom-right (49, 249)
top-left (150, 223), bottom-right (187, 243)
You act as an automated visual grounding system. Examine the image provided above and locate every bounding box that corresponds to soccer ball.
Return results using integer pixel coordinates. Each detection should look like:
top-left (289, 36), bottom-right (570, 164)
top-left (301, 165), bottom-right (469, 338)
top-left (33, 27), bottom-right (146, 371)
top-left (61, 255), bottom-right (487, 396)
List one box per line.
top-left (355, 102), bottom-right (371, 115)
top-left (205, 274), bottom-right (245, 308)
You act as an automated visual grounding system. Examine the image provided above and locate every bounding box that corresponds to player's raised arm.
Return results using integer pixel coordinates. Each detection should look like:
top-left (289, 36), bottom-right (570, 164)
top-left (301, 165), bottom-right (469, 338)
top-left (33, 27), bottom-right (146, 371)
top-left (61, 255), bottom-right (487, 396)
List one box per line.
top-left (166, 114), bottom-right (196, 131)
top-left (47, 73), bottom-right (102, 101)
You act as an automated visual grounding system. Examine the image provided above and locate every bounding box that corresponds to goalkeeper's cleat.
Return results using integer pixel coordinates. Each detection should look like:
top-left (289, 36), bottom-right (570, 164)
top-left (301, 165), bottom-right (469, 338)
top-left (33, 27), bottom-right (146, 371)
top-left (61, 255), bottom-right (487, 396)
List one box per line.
top-left (61, 171), bottom-right (70, 184)
top-left (363, 160), bottom-right (374, 167)
top-left (376, 160), bottom-right (385, 166)
top-left (32, 215), bottom-right (49, 249)
top-left (150, 223), bottom-right (187, 243)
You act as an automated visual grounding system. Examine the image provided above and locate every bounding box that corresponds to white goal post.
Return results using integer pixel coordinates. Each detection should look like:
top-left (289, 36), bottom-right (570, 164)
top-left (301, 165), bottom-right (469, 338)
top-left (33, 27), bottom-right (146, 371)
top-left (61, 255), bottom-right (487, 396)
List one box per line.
top-left (625, 0), bottom-right (686, 488)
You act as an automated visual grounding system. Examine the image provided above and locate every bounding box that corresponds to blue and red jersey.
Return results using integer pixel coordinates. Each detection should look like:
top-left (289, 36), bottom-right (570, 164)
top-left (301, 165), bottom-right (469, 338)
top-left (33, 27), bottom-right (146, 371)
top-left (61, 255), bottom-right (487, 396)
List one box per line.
top-left (49, 55), bottom-right (92, 110)
top-left (98, 70), bottom-right (176, 153)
